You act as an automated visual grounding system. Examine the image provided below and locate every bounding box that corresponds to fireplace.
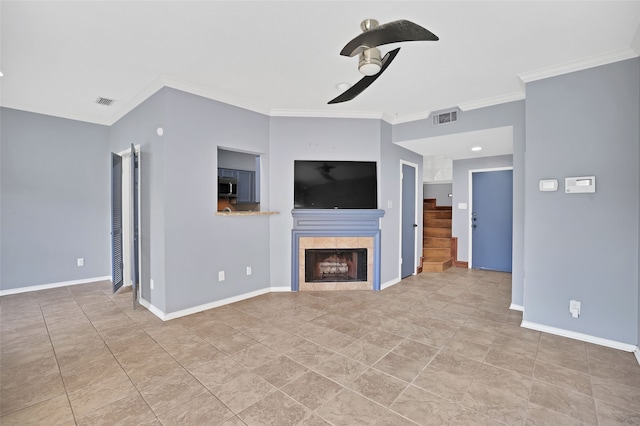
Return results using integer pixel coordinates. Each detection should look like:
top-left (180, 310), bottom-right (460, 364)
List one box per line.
top-left (291, 209), bottom-right (384, 291)
top-left (305, 249), bottom-right (367, 282)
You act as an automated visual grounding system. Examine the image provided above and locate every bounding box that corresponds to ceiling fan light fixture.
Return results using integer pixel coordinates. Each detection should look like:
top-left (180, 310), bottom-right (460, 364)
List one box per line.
top-left (358, 47), bottom-right (382, 76)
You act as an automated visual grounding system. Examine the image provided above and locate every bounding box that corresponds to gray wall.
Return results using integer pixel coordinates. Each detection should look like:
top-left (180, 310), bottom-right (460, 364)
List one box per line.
top-left (393, 101), bottom-right (526, 307)
top-left (524, 58), bottom-right (639, 344)
top-left (1, 108), bottom-right (110, 290)
top-left (379, 120), bottom-right (424, 283)
top-left (162, 88), bottom-right (271, 313)
top-left (423, 183), bottom-right (452, 207)
top-left (110, 89), bottom-right (168, 311)
top-left (268, 117), bottom-right (383, 286)
top-left (110, 88), bottom-right (272, 314)
top-left (452, 155), bottom-right (513, 264)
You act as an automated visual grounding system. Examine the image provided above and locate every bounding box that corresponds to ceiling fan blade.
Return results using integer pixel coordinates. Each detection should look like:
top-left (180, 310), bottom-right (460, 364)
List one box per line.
top-left (340, 19), bottom-right (438, 57)
top-left (328, 48), bottom-right (400, 104)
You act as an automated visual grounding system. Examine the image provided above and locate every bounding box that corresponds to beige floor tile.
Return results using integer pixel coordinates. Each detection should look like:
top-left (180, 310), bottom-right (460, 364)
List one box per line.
top-left (533, 360), bottom-right (593, 396)
top-left (284, 340), bottom-right (335, 368)
top-left (238, 390), bottom-right (310, 426)
top-left (316, 388), bottom-right (386, 425)
top-left (211, 371), bottom-right (277, 413)
top-left (251, 354), bottom-right (308, 388)
top-left (314, 353), bottom-right (369, 386)
top-left (591, 375), bottom-right (640, 414)
top-left (281, 370), bottom-right (343, 411)
top-left (0, 394), bottom-right (75, 426)
top-left (67, 368), bottom-right (138, 417)
top-left (156, 392), bottom-right (235, 425)
top-left (595, 399), bottom-right (640, 425)
top-left (529, 380), bottom-right (597, 424)
top-left (525, 403), bottom-right (587, 425)
top-left (462, 382), bottom-right (529, 425)
top-left (2, 268), bottom-right (638, 425)
top-left (190, 352), bottom-right (249, 388)
top-left (349, 368), bottom-right (408, 407)
top-left (138, 367), bottom-right (207, 415)
top-left (390, 385), bottom-right (462, 425)
top-left (373, 351), bottom-right (425, 382)
top-left (76, 393), bottom-right (155, 425)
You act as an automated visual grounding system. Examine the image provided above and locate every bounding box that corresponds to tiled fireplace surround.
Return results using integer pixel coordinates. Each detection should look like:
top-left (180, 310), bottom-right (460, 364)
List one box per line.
top-left (291, 209), bottom-right (385, 291)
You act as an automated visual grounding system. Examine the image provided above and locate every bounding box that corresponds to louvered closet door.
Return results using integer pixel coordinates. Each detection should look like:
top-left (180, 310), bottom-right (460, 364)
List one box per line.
top-left (111, 152), bottom-right (124, 293)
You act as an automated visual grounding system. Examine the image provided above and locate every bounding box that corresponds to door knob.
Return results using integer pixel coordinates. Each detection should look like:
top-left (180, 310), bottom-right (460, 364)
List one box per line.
top-left (413, 224), bottom-right (418, 227)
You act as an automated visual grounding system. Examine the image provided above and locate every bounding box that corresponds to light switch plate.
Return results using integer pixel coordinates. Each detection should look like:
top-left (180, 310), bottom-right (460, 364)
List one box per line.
top-left (539, 179), bottom-right (558, 192)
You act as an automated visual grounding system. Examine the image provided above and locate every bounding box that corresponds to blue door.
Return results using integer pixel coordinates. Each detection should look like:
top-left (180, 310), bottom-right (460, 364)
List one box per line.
top-left (471, 170), bottom-right (513, 272)
top-left (401, 164), bottom-right (416, 278)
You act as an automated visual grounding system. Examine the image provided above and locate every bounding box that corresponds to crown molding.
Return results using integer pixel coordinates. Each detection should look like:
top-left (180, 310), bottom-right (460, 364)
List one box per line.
top-left (269, 108), bottom-right (384, 120)
top-left (458, 91), bottom-right (525, 112)
top-left (0, 100), bottom-right (113, 126)
top-left (388, 110), bottom-right (432, 125)
top-left (518, 48), bottom-right (638, 83)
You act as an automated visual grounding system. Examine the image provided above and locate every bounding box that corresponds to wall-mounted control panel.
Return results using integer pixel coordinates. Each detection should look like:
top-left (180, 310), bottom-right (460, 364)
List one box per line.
top-left (565, 176), bottom-right (595, 193)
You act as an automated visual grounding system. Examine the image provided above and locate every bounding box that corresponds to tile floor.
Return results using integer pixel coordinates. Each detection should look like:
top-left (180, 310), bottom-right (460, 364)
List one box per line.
top-left (1, 268), bottom-right (639, 425)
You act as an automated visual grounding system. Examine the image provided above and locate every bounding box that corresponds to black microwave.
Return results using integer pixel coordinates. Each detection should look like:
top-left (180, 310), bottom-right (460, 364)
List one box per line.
top-left (218, 178), bottom-right (238, 197)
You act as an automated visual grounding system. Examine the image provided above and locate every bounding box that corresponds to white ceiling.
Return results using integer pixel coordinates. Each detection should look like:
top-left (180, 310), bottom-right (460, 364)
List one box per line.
top-left (397, 126), bottom-right (514, 160)
top-left (1, 2), bottom-right (639, 144)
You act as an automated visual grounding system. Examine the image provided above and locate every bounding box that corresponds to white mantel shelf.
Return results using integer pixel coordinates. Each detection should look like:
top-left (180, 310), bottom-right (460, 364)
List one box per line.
top-left (215, 211), bottom-right (280, 216)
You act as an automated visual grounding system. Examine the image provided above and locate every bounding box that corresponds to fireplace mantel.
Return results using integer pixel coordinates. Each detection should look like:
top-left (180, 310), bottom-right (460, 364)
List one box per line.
top-left (291, 209), bottom-right (385, 291)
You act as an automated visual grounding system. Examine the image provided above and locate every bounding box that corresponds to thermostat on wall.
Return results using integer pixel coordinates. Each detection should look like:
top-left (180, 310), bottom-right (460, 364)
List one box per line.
top-left (539, 179), bottom-right (558, 192)
top-left (565, 176), bottom-right (595, 193)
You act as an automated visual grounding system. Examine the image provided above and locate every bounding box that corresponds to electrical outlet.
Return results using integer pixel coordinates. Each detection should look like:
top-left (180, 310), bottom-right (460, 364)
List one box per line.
top-left (246, 266), bottom-right (252, 276)
top-left (218, 271), bottom-right (225, 281)
top-left (150, 279), bottom-right (154, 290)
top-left (77, 258), bottom-right (84, 267)
top-left (569, 300), bottom-right (581, 318)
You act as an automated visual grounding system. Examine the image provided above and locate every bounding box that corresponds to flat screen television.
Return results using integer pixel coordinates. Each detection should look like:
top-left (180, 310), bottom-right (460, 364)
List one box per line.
top-left (294, 160), bottom-right (378, 209)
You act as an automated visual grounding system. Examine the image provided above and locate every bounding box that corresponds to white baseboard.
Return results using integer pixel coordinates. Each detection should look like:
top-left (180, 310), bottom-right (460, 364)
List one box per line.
top-left (138, 297), bottom-right (167, 320)
top-left (141, 287), bottom-right (274, 321)
top-left (0, 276), bottom-right (111, 297)
top-left (635, 347), bottom-right (640, 367)
top-left (509, 303), bottom-right (524, 312)
top-left (521, 320), bottom-right (637, 352)
top-left (270, 286), bottom-right (292, 292)
top-left (381, 278), bottom-right (401, 290)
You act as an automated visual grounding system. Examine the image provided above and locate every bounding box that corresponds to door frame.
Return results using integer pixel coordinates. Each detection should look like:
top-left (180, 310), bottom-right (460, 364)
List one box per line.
top-left (467, 166), bottom-right (513, 268)
top-left (399, 160), bottom-right (420, 277)
top-left (116, 145), bottom-right (141, 293)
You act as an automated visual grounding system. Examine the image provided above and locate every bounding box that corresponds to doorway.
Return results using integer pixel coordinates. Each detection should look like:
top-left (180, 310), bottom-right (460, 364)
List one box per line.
top-left (111, 145), bottom-right (141, 308)
top-left (401, 161), bottom-right (419, 278)
top-left (469, 168), bottom-right (513, 272)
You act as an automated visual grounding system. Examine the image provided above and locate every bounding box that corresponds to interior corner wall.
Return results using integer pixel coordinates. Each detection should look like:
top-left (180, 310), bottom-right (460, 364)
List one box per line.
top-left (392, 101), bottom-right (525, 307)
top-left (380, 120), bottom-right (423, 284)
top-left (110, 88), bottom-right (168, 312)
top-left (160, 88), bottom-right (271, 314)
top-left (1, 107), bottom-right (110, 291)
top-left (268, 117), bottom-right (383, 288)
top-left (524, 58), bottom-right (640, 344)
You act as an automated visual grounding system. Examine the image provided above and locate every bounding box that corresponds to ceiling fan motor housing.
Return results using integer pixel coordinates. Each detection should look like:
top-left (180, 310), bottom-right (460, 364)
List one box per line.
top-left (359, 47), bottom-right (382, 76)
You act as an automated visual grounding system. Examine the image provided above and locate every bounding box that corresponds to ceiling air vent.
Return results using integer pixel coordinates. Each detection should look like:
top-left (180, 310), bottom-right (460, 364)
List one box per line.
top-left (432, 108), bottom-right (460, 126)
top-left (95, 97), bottom-right (114, 106)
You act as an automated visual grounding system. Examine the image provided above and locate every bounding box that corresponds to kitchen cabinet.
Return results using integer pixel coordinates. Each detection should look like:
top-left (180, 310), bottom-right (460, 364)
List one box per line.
top-left (218, 168), bottom-right (256, 203)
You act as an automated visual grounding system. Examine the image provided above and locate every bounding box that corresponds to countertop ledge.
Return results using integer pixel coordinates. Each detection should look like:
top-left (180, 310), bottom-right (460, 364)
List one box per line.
top-left (215, 211), bottom-right (280, 216)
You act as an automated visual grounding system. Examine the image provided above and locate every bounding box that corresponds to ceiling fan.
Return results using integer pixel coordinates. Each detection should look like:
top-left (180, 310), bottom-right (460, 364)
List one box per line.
top-left (328, 19), bottom-right (439, 104)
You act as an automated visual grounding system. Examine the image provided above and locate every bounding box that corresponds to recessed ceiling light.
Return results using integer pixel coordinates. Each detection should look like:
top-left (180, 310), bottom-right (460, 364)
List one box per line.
top-left (0, 71), bottom-right (4, 77)
top-left (471, 146), bottom-right (482, 151)
top-left (336, 83), bottom-right (351, 91)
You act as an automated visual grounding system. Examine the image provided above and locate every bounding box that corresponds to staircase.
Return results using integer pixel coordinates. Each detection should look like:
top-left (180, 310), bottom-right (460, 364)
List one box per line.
top-left (422, 199), bottom-right (453, 272)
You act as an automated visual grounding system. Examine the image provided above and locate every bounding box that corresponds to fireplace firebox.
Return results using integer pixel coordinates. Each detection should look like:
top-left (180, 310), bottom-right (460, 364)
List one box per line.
top-left (305, 249), bottom-right (367, 283)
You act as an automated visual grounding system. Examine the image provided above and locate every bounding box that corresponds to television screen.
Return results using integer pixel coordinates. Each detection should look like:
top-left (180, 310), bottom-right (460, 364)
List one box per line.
top-left (294, 161), bottom-right (378, 209)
